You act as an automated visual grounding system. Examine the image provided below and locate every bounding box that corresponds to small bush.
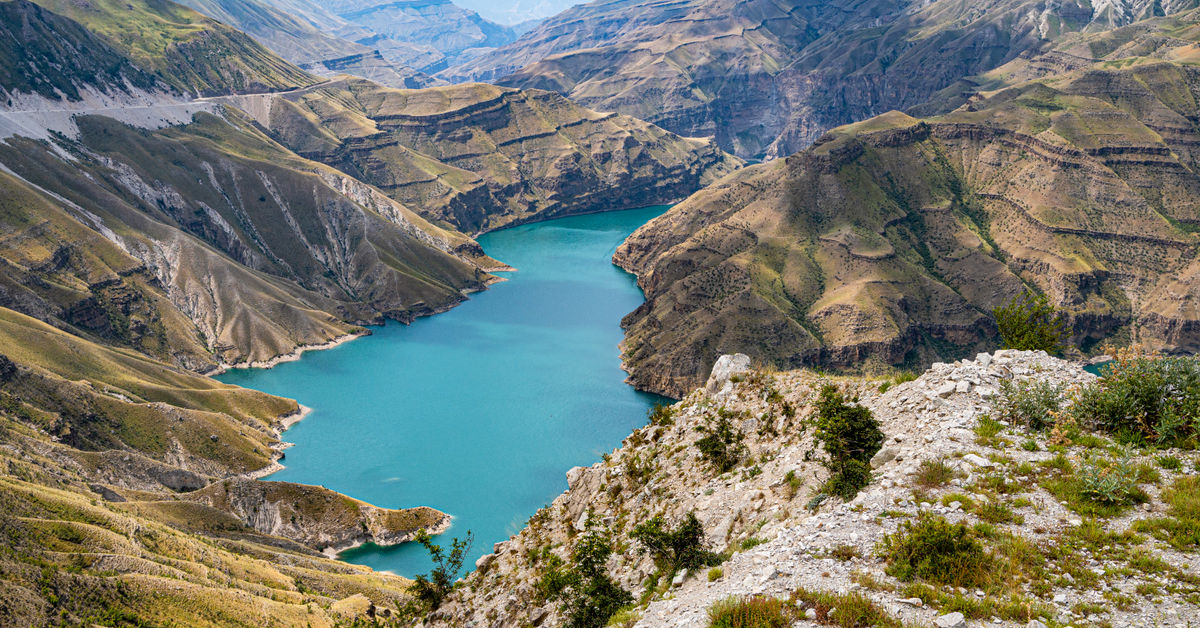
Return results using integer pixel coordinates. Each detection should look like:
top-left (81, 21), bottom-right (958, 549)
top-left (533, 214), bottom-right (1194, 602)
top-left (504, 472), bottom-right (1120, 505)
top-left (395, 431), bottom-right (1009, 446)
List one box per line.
top-left (707, 596), bottom-right (792, 628)
top-left (631, 511), bottom-right (720, 573)
top-left (1076, 453), bottom-right (1142, 506)
top-left (707, 567), bottom-right (723, 582)
top-left (880, 514), bottom-right (993, 587)
top-left (648, 403), bottom-right (675, 426)
top-left (1069, 349), bottom-right (1200, 447)
top-left (696, 411), bottom-right (747, 473)
top-left (993, 379), bottom-right (1063, 431)
top-left (994, 292), bottom-right (1067, 355)
top-left (410, 529), bottom-right (472, 610)
top-left (539, 527), bottom-right (633, 628)
top-left (814, 385), bottom-right (883, 500)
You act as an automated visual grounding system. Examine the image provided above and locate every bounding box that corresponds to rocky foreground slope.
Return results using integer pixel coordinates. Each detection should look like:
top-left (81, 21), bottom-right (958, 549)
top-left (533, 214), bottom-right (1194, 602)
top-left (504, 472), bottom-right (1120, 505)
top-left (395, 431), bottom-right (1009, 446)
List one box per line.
top-left (441, 351), bottom-right (1200, 627)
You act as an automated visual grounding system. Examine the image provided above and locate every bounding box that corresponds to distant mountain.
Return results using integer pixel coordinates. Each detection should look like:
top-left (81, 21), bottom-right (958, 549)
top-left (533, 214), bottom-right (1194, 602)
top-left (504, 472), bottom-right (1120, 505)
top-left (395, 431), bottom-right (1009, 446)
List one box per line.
top-left (612, 9), bottom-right (1200, 396)
top-left (306, 0), bottom-right (520, 73)
top-left (454, 0), bottom-right (582, 25)
top-left (445, 0), bottom-right (1200, 160)
top-left (172, 0), bottom-right (440, 88)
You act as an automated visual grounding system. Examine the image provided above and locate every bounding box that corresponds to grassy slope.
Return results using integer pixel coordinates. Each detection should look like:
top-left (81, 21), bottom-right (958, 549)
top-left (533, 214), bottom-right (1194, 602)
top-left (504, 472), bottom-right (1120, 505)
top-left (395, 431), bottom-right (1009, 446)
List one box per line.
top-left (615, 53), bottom-right (1200, 396)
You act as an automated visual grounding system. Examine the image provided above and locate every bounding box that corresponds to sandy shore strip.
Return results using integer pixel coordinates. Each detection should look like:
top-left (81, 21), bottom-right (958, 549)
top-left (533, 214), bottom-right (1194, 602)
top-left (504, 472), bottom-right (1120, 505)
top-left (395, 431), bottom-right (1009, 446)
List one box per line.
top-left (207, 331), bottom-right (368, 376)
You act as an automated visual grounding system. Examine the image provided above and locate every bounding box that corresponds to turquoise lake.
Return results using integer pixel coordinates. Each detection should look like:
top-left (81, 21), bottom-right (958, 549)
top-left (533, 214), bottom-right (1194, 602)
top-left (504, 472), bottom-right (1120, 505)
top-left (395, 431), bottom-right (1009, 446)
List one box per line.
top-left (216, 206), bottom-right (670, 576)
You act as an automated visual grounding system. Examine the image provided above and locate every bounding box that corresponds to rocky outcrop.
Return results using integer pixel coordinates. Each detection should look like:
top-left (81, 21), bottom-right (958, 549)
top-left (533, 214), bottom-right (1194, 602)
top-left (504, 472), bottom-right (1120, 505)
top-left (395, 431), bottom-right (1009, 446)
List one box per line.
top-left (184, 478), bottom-right (449, 552)
top-left (613, 59), bottom-right (1200, 397)
top-left (440, 351), bottom-right (1200, 627)
top-left (244, 78), bottom-right (742, 233)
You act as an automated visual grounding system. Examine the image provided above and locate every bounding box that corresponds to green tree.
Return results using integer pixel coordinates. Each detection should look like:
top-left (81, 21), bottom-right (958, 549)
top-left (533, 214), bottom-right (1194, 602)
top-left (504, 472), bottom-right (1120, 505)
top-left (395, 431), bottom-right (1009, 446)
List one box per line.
top-left (993, 292), bottom-right (1067, 354)
top-left (631, 511), bottom-right (719, 573)
top-left (814, 385), bottom-right (883, 499)
top-left (411, 529), bottom-right (472, 610)
top-left (537, 525), bottom-right (632, 628)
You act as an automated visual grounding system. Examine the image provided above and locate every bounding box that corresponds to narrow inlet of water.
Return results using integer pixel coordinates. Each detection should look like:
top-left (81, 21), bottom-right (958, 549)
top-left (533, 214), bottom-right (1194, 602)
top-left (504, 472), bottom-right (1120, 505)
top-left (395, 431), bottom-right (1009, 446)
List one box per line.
top-left (216, 205), bottom-right (671, 576)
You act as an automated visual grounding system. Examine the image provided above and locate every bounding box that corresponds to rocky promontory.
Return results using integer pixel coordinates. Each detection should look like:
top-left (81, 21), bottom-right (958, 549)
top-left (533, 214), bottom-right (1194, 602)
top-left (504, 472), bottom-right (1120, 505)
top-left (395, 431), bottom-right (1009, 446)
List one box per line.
top-left (440, 350), bottom-right (1200, 627)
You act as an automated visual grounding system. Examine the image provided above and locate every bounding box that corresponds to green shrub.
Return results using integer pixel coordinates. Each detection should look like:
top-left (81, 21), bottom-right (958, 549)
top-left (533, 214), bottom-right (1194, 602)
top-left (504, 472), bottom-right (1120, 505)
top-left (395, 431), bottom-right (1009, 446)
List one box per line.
top-left (1070, 352), bottom-right (1200, 447)
top-left (539, 527), bottom-right (633, 628)
top-left (880, 514), bottom-right (993, 587)
top-left (993, 292), bottom-right (1067, 355)
top-left (696, 410), bottom-right (747, 473)
top-left (631, 511), bottom-right (720, 573)
top-left (993, 379), bottom-right (1063, 431)
top-left (410, 529), bottom-right (472, 610)
top-left (814, 385), bottom-right (883, 500)
top-left (648, 403), bottom-right (675, 426)
top-left (707, 596), bottom-right (792, 628)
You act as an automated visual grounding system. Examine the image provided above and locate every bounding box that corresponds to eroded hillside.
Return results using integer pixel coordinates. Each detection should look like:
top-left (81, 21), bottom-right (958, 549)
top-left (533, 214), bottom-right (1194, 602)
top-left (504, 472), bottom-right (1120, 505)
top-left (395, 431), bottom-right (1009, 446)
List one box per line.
top-left (615, 55), bottom-right (1200, 397)
top-left (445, 0), bottom-right (1200, 160)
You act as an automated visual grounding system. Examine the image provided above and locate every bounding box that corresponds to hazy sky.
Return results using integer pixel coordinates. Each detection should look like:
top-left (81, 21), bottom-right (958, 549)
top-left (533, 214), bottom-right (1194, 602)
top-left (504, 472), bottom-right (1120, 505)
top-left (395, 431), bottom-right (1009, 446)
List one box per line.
top-left (455, 0), bottom-right (585, 25)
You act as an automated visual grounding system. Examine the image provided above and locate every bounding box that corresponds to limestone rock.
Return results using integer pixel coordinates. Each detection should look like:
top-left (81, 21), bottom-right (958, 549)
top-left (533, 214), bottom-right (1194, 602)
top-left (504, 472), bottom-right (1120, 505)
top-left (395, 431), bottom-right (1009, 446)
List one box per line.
top-left (706, 354), bottom-right (752, 393)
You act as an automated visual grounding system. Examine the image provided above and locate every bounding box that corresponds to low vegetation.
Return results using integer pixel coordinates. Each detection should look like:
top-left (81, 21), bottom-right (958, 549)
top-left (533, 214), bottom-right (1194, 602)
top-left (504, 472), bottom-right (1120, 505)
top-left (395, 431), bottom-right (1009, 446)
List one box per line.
top-left (879, 513), bottom-right (994, 587)
top-left (813, 385), bottom-right (883, 499)
top-left (994, 292), bottom-right (1067, 355)
top-left (411, 530), bottom-right (473, 610)
top-left (632, 511), bottom-right (721, 574)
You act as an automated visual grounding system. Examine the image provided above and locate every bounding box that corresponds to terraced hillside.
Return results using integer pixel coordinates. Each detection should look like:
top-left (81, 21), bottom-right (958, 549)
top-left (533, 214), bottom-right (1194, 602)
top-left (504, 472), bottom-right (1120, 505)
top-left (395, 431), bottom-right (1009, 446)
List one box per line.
top-left (445, 0), bottom-right (1200, 160)
top-left (615, 51), bottom-right (1200, 396)
top-left (231, 78), bottom-right (742, 233)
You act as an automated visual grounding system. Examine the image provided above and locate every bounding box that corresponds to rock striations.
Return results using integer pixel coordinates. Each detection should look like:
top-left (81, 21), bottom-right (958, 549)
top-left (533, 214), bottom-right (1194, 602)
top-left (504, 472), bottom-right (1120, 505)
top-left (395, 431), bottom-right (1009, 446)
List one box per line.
top-left (614, 50), bottom-right (1200, 397)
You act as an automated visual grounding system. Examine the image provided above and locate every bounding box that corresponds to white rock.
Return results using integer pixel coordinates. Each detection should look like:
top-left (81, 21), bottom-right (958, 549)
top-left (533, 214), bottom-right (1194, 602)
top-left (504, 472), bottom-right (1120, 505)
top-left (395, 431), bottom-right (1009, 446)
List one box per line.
top-left (898, 597), bottom-right (923, 607)
top-left (706, 354), bottom-right (752, 393)
top-left (475, 553), bottom-right (495, 570)
top-left (671, 569), bottom-right (687, 587)
top-left (963, 453), bottom-right (992, 468)
top-left (1053, 593), bottom-right (1067, 604)
top-left (934, 612), bottom-right (966, 628)
top-left (955, 381), bottom-right (972, 394)
top-left (805, 609), bottom-right (817, 620)
top-left (935, 382), bottom-right (957, 397)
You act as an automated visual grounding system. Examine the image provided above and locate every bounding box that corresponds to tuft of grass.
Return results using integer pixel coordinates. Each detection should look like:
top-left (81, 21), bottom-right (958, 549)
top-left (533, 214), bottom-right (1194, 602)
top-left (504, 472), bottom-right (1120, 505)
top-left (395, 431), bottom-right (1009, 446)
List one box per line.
top-left (1157, 455), bottom-right (1183, 471)
top-left (790, 588), bottom-right (901, 628)
top-left (1133, 476), bottom-right (1200, 548)
top-left (914, 458), bottom-right (958, 488)
top-left (708, 567), bottom-right (723, 582)
top-left (976, 500), bottom-right (1022, 525)
top-left (879, 514), bottom-right (994, 588)
top-left (707, 596), bottom-right (793, 628)
top-left (828, 544), bottom-right (861, 561)
top-left (740, 537), bottom-right (767, 551)
top-left (994, 379), bottom-right (1063, 431)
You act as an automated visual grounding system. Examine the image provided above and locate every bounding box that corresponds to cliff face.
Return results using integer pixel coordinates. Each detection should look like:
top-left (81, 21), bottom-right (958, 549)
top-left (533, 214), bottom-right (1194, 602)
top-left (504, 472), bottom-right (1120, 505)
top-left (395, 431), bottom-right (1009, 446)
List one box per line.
top-left (443, 0), bottom-right (1200, 160)
top-left (237, 78), bottom-right (742, 233)
top-left (614, 58), bottom-right (1200, 397)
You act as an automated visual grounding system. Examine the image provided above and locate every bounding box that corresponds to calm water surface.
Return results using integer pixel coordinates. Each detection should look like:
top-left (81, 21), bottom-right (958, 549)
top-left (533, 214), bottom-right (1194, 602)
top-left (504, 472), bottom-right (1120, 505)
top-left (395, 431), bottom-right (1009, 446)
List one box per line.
top-left (216, 206), bottom-right (669, 576)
